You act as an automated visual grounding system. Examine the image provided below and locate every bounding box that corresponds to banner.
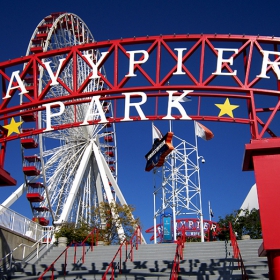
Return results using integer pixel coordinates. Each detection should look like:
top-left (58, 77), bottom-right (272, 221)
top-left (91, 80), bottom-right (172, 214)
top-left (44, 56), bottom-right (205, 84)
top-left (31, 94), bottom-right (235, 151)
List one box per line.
top-left (163, 216), bottom-right (172, 242)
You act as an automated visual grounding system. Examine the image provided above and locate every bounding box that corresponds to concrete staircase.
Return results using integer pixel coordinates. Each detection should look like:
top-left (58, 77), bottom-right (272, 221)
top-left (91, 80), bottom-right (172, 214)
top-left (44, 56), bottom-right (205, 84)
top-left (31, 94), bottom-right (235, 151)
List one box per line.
top-left (238, 239), bottom-right (269, 279)
top-left (4, 239), bottom-right (268, 279)
top-left (178, 239), bottom-right (268, 279)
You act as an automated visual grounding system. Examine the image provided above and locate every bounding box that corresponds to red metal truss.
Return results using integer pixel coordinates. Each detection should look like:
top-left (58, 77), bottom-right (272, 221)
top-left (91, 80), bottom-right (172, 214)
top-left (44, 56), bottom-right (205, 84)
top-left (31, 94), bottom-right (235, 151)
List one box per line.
top-left (1, 34), bottom-right (280, 144)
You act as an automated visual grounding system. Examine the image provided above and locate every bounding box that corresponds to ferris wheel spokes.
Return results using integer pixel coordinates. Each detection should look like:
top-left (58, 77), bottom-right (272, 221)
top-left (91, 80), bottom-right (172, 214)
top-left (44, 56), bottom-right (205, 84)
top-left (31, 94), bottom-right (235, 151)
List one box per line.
top-left (53, 141), bottom-right (93, 224)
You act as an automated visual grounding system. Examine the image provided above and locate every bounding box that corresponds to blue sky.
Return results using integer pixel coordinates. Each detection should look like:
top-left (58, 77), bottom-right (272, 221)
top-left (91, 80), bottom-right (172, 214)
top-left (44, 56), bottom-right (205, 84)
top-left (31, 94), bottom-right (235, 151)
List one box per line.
top-left (0, 0), bottom-right (279, 242)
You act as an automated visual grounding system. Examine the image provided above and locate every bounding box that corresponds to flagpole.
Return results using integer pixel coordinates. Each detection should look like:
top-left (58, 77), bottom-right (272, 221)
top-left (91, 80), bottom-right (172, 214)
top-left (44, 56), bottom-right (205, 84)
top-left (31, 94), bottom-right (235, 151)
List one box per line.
top-left (151, 121), bottom-right (154, 144)
top-left (194, 121), bottom-right (205, 242)
top-left (152, 121), bottom-right (157, 244)
top-left (209, 201), bottom-right (212, 221)
top-left (153, 191), bottom-right (157, 244)
top-left (168, 119), bottom-right (177, 241)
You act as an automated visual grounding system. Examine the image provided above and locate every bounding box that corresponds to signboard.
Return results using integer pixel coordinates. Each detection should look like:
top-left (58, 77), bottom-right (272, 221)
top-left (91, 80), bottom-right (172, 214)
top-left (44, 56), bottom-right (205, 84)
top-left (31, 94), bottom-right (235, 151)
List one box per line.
top-left (145, 132), bottom-right (174, 171)
top-left (163, 216), bottom-right (172, 242)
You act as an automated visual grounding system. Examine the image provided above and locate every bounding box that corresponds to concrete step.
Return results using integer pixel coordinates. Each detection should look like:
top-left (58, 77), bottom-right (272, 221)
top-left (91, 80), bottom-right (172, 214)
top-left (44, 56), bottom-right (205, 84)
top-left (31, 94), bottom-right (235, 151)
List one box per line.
top-left (7, 239), bottom-right (268, 279)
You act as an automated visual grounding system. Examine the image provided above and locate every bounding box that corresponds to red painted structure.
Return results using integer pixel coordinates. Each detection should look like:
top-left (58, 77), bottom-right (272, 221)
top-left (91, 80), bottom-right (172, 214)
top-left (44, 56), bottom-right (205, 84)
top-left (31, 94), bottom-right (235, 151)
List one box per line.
top-left (1, 16), bottom-right (280, 277)
top-left (1, 34), bottom-right (280, 140)
top-left (145, 218), bottom-right (220, 242)
top-left (243, 138), bottom-right (280, 278)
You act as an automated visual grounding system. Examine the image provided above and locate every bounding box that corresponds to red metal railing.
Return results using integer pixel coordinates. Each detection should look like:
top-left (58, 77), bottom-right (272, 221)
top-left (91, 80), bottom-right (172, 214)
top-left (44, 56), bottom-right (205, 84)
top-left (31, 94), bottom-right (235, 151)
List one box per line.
top-left (102, 225), bottom-right (141, 280)
top-left (229, 223), bottom-right (249, 280)
top-left (38, 228), bottom-right (99, 280)
top-left (170, 229), bottom-right (186, 280)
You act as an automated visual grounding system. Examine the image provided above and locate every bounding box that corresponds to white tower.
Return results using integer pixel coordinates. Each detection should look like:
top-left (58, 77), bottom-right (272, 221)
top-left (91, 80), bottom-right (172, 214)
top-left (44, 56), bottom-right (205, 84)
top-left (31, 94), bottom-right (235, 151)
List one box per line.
top-left (153, 131), bottom-right (204, 243)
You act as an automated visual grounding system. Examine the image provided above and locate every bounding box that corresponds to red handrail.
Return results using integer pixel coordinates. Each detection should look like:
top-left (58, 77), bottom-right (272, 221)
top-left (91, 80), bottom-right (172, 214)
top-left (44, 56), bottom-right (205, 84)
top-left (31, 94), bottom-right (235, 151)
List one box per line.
top-left (229, 223), bottom-right (249, 280)
top-left (170, 230), bottom-right (186, 280)
top-left (102, 225), bottom-right (141, 280)
top-left (38, 228), bottom-right (99, 280)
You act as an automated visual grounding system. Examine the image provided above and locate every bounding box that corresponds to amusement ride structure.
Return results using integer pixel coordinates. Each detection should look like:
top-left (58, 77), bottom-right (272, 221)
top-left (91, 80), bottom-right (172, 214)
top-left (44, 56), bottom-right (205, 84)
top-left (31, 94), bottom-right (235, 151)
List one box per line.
top-left (146, 124), bottom-right (210, 243)
top-left (1, 13), bottom-right (130, 239)
top-left (1, 11), bottom-right (280, 278)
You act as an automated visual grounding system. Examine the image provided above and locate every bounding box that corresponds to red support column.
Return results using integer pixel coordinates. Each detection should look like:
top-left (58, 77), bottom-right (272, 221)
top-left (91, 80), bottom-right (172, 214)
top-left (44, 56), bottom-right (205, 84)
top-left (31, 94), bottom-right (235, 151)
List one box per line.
top-left (243, 138), bottom-right (280, 280)
top-left (268, 251), bottom-right (280, 279)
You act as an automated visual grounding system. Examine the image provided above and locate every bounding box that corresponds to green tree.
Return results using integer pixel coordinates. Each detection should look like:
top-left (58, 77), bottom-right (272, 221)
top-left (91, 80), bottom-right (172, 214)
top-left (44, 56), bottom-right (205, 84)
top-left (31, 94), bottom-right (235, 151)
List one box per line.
top-left (216, 210), bottom-right (238, 241)
top-left (91, 202), bottom-right (140, 245)
top-left (54, 202), bottom-right (140, 245)
top-left (217, 208), bottom-right (262, 240)
top-left (236, 208), bottom-right (262, 239)
top-left (55, 220), bottom-right (91, 244)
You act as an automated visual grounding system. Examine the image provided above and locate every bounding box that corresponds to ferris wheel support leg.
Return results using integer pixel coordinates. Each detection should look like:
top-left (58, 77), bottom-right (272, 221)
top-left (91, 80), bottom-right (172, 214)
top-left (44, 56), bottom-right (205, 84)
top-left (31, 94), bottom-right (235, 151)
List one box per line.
top-left (98, 147), bottom-right (147, 244)
top-left (99, 152), bottom-right (128, 206)
top-left (95, 173), bottom-right (105, 204)
top-left (1, 183), bottom-right (25, 208)
top-left (54, 142), bottom-right (94, 225)
top-left (243, 138), bottom-right (280, 280)
top-left (92, 141), bottom-right (125, 241)
top-left (199, 213), bottom-right (204, 242)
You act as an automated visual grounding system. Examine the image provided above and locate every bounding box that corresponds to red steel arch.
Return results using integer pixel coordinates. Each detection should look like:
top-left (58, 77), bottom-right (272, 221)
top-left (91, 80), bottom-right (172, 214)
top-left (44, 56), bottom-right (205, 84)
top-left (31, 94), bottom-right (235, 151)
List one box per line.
top-left (1, 34), bottom-right (280, 144)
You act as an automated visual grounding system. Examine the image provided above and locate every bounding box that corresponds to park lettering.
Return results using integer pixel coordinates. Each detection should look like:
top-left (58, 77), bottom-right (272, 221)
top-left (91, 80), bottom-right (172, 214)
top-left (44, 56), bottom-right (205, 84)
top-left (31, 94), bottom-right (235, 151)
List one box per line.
top-left (3, 48), bottom-right (280, 100)
top-left (3, 47), bottom-right (280, 130)
top-left (43, 90), bottom-right (192, 132)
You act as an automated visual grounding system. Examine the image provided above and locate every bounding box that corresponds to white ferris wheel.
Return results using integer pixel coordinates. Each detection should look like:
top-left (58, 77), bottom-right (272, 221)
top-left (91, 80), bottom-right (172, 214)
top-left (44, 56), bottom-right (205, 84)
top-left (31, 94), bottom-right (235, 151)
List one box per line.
top-left (2, 13), bottom-right (129, 238)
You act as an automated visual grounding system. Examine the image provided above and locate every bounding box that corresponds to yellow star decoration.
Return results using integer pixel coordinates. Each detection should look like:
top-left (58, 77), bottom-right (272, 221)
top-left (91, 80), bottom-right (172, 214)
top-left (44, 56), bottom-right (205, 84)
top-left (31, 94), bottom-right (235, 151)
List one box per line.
top-left (215, 98), bottom-right (239, 118)
top-left (3, 117), bottom-right (23, 137)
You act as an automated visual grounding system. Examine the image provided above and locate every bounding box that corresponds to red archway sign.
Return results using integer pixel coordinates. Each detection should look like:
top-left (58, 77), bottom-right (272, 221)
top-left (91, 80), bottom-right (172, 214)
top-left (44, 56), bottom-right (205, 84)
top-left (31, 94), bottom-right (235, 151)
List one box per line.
top-left (1, 31), bottom-right (280, 278)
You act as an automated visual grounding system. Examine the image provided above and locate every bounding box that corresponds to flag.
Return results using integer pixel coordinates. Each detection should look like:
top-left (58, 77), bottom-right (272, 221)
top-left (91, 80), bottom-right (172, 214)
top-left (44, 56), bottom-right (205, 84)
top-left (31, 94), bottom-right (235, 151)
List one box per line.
top-left (172, 90), bottom-right (192, 102)
top-left (152, 124), bottom-right (163, 141)
top-left (172, 96), bottom-right (192, 102)
top-left (195, 121), bottom-right (214, 141)
top-left (210, 209), bottom-right (214, 218)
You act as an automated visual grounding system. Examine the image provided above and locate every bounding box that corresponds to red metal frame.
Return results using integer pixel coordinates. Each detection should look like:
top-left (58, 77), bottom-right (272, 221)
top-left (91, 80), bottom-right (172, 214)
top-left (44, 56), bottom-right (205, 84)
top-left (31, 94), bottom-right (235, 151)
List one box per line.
top-left (1, 34), bottom-right (280, 185)
top-left (0, 33), bottom-right (276, 186)
top-left (243, 139), bottom-right (280, 279)
top-left (0, 35), bottom-right (280, 145)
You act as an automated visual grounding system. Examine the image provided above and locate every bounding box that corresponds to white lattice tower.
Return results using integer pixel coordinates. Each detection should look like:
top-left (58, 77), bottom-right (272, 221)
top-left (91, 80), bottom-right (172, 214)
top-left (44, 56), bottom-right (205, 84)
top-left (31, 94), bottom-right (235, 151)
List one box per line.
top-left (153, 133), bottom-right (204, 243)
